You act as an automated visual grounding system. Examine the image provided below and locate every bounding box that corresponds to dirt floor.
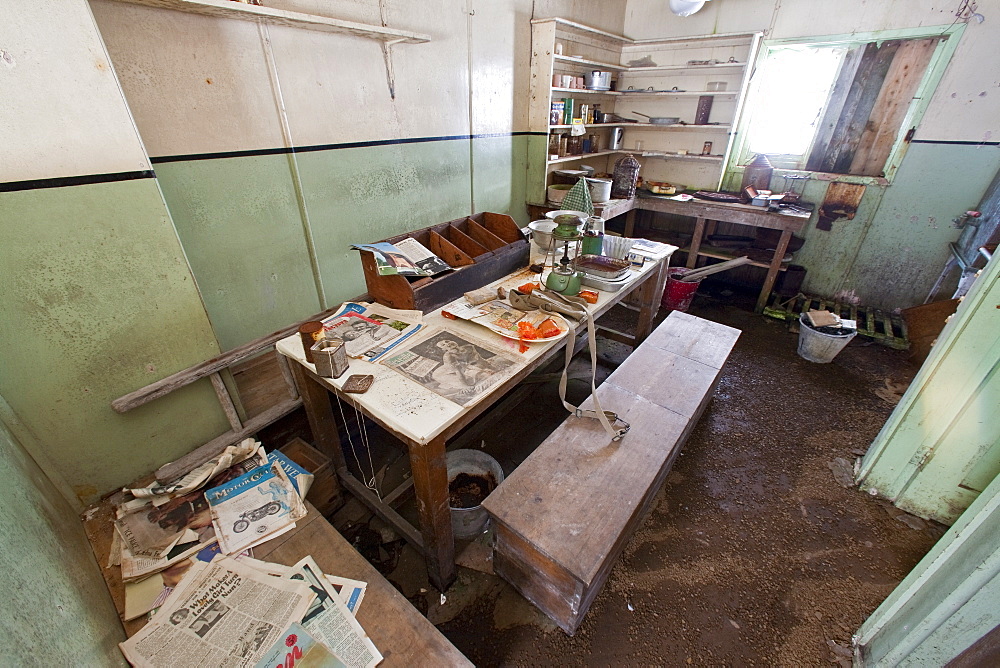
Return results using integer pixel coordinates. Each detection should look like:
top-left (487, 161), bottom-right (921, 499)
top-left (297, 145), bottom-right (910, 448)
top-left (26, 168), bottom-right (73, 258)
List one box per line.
top-left (328, 284), bottom-right (945, 666)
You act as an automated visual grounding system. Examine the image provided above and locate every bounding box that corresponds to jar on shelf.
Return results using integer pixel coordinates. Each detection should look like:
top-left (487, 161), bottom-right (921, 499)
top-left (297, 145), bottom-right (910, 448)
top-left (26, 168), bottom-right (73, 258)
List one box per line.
top-left (558, 134), bottom-right (569, 157)
top-left (548, 133), bottom-right (560, 160)
top-left (611, 154), bottom-right (640, 199)
top-left (567, 135), bottom-right (583, 155)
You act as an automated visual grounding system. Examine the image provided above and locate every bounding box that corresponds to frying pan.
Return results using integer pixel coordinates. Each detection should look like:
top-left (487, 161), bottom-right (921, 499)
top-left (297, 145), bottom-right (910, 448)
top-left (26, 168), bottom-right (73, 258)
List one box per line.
top-left (632, 111), bottom-right (680, 125)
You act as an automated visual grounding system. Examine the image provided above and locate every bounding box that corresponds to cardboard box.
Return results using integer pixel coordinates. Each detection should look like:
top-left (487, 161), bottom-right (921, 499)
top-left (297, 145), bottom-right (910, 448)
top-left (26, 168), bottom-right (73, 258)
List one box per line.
top-left (279, 438), bottom-right (341, 516)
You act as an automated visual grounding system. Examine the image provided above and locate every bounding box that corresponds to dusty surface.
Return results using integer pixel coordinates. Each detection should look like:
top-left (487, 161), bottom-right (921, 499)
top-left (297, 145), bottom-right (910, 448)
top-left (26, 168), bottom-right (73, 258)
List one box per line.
top-left (332, 288), bottom-right (944, 666)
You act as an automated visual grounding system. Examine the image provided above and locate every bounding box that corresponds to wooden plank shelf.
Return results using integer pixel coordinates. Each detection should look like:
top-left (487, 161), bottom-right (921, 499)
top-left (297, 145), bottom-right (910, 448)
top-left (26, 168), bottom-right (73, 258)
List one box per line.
top-left (107, 0), bottom-right (431, 44)
top-left (549, 123), bottom-right (731, 131)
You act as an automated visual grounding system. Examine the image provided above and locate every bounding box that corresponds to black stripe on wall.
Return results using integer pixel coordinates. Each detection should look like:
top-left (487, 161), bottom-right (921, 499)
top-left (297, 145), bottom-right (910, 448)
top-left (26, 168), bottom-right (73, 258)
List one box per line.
top-left (150, 131), bottom-right (546, 164)
top-left (1, 132), bottom-right (548, 190)
top-left (910, 139), bottom-right (1000, 146)
top-left (1, 170), bottom-right (156, 193)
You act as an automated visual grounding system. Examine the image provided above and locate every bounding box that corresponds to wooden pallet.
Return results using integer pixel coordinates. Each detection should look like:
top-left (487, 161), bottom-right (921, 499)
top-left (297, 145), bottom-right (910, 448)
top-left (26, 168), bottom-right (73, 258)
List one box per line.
top-left (764, 293), bottom-right (909, 350)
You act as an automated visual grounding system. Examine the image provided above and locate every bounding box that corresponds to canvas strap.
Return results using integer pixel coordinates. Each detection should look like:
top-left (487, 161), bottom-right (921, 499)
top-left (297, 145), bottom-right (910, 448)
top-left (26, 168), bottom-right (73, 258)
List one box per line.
top-left (536, 289), bottom-right (630, 441)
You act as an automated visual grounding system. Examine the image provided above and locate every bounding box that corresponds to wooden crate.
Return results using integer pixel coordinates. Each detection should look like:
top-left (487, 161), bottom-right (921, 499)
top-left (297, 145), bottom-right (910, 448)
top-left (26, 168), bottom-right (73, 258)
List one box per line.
top-left (280, 437), bottom-right (341, 516)
top-left (359, 212), bottom-right (529, 313)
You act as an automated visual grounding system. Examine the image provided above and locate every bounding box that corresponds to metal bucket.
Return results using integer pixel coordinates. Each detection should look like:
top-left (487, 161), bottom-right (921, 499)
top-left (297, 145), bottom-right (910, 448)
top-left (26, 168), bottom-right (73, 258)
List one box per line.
top-left (797, 314), bottom-right (856, 363)
top-left (446, 449), bottom-right (504, 539)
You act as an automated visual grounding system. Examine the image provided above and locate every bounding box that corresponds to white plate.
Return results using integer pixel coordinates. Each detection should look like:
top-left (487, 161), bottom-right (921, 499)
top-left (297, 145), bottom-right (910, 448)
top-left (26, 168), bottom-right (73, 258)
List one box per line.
top-left (545, 209), bottom-right (589, 220)
top-left (490, 313), bottom-right (570, 344)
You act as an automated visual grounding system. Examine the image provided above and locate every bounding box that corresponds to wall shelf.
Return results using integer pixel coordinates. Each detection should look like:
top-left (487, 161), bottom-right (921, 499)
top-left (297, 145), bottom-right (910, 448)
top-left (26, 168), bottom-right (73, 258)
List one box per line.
top-left (546, 150), bottom-right (621, 165)
top-left (107, 0), bottom-right (431, 44)
top-left (549, 123), bottom-right (731, 131)
top-left (554, 54), bottom-right (626, 71)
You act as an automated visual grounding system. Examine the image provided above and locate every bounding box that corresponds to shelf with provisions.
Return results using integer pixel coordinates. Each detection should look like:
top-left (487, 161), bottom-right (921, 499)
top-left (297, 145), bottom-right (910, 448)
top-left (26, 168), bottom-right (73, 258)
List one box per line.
top-left (551, 87), bottom-right (739, 97)
top-left (549, 123), bottom-right (731, 131)
top-left (554, 55), bottom-right (745, 75)
top-left (546, 149), bottom-right (622, 165)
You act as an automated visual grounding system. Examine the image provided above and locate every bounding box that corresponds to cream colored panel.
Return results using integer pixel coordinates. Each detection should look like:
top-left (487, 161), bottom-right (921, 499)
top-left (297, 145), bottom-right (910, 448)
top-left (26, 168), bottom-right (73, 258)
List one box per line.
top-left (0, 0), bottom-right (149, 181)
top-left (268, 0), bottom-right (470, 144)
top-left (90, 0), bottom-right (286, 156)
top-left (468, 0), bottom-right (532, 134)
top-left (919, 21), bottom-right (1000, 142)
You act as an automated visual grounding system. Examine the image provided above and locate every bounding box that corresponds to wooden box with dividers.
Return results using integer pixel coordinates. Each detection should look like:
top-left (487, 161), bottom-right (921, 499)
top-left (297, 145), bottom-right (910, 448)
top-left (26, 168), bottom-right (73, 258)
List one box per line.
top-left (358, 212), bottom-right (529, 313)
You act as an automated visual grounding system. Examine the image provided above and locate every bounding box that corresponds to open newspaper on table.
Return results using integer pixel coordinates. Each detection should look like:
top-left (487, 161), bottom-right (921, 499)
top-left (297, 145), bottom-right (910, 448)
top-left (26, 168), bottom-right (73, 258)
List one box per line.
top-left (321, 302), bottom-right (423, 362)
top-left (119, 557), bottom-right (315, 668)
top-left (379, 327), bottom-right (520, 407)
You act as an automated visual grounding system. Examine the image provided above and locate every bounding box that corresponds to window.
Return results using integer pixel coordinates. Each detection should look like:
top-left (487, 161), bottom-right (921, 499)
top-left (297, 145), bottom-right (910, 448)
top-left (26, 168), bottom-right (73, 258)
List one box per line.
top-left (728, 26), bottom-right (963, 181)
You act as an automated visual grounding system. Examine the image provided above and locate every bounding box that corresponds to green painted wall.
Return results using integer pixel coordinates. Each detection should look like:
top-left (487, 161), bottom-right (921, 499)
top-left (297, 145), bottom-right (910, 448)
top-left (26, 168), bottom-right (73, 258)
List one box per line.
top-left (0, 419), bottom-right (126, 664)
top-left (856, 463), bottom-right (1000, 665)
top-left (0, 179), bottom-right (228, 501)
top-left (154, 135), bottom-right (531, 349)
top-left (764, 143), bottom-right (1000, 310)
top-left (154, 157), bottom-right (322, 351)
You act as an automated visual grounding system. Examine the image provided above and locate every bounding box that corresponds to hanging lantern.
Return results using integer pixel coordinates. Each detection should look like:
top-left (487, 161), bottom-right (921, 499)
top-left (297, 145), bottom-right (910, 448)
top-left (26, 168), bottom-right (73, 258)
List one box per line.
top-left (611, 154), bottom-right (640, 200)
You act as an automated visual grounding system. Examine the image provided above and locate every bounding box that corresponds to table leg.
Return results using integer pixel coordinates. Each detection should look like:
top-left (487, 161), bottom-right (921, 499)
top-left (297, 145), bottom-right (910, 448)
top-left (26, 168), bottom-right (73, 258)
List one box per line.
top-left (634, 259), bottom-right (668, 344)
top-left (687, 217), bottom-right (707, 269)
top-left (289, 363), bottom-right (348, 474)
top-left (409, 435), bottom-right (456, 591)
top-left (756, 228), bottom-right (793, 313)
top-left (624, 209), bottom-right (637, 237)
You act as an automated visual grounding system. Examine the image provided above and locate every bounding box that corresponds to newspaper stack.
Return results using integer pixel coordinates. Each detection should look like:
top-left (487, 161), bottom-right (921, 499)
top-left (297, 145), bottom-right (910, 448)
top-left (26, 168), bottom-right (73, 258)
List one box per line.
top-left (119, 555), bottom-right (380, 668)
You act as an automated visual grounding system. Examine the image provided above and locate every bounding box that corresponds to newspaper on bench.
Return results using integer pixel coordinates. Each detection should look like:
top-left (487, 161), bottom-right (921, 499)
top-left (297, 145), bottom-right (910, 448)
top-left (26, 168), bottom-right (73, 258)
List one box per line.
top-left (119, 557), bottom-right (315, 668)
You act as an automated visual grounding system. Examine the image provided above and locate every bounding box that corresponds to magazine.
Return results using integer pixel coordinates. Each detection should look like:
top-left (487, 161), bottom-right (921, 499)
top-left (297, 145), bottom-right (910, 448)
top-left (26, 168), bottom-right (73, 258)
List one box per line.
top-left (116, 449), bottom-right (269, 581)
top-left (393, 237), bottom-right (451, 275)
top-left (353, 240), bottom-right (449, 277)
top-left (254, 622), bottom-right (347, 668)
top-left (321, 302), bottom-right (423, 362)
top-left (266, 450), bottom-right (314, 499)
top-left (379, 328), bottom-right (520, 406)
top-left (205, 461), bottom-right (307, 555)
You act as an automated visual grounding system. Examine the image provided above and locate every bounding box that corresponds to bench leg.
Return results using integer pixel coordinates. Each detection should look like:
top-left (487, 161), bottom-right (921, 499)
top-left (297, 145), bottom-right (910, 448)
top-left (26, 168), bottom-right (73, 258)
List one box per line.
top-left (289, 362), bottom-right (345, 510)
top-left (409, 435), bottom-right (456, 591)
top-left (634, 259), bottom-right (668, 344)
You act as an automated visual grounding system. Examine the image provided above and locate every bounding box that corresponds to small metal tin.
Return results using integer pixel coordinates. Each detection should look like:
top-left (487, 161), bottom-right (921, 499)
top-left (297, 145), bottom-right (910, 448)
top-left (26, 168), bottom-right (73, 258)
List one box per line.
top-left (298, 321), bottom-right (325, 363)
top-left (311, 339), bottom-right (349, 378)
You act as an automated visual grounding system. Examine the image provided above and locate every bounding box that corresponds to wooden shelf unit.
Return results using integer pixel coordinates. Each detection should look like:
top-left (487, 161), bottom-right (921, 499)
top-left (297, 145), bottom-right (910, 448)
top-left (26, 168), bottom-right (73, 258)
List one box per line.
top-left (529, 17), bottom-right (761, 205)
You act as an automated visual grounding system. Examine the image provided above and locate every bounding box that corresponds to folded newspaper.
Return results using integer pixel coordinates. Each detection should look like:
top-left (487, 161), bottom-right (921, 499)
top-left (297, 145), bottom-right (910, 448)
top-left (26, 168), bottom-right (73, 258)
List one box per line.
top-left (205, 460), bottom-right (307, 555)
top-left (119, 557), bottom-right (315, 668)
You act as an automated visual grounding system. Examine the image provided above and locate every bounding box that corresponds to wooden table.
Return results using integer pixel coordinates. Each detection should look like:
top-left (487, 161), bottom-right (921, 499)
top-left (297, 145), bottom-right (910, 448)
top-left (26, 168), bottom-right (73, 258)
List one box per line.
top-left (276, 253), bottom-right (672, 591)
top-left (82, 502), bottom-right (472, 666)
top-left (529, 196), bottom-right (811, 312)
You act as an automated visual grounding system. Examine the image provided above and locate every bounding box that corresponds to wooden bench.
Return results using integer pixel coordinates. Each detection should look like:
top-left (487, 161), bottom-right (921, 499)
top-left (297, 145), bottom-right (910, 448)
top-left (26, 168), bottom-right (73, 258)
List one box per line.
top-left (481, 311), bottom-right (740, 634)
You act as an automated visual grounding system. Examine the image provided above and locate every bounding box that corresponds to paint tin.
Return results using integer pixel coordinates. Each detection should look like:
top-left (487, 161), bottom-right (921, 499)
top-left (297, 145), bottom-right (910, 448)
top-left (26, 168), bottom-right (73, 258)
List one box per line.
top-left (702, 141), bottom-right (713, 155)
top-left (298, 321), bottom-right (325, 363)
top-left (311, 339), bottom-right (349, 378)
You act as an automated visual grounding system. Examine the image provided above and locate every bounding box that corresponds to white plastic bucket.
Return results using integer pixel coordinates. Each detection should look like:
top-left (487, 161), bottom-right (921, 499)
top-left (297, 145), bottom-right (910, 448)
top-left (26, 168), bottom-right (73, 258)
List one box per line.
top-left (446, 450), bottom-right (505, 539)
top-left (797, 313), bottom-right (856, 363)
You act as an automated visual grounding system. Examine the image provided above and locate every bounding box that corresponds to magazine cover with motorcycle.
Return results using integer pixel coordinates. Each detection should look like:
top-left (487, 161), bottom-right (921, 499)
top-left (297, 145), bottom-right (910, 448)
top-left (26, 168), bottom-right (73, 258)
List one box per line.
top-left (204, 460), bottom-right (306, 555)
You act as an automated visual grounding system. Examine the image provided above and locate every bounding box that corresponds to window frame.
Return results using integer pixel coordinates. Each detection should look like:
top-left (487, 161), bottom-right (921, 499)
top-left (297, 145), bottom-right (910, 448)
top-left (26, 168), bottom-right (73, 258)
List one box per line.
top-left (723, 24), bottom-right (965, 188)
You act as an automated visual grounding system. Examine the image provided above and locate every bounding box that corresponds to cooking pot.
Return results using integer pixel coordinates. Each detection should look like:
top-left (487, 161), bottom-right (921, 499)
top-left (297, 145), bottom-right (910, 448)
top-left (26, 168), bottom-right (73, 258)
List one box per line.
top-left (584, 70), bottom-right (612, 91)
top-left (586, 177), bottom-right (612, 204)
top-left (526, 219), bottom-right (557, 249)
top-left (632, 111), bottom-right (680, 125)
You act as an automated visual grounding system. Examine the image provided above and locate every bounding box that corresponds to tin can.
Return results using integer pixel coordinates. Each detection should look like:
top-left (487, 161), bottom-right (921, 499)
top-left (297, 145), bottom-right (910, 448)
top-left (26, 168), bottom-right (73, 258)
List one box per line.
top-left (298, 321), bottom-right (324, 363)
top-left (702, 141), bottom-right (713, 155)
top-left (311, 339), bottom-right (349, 378)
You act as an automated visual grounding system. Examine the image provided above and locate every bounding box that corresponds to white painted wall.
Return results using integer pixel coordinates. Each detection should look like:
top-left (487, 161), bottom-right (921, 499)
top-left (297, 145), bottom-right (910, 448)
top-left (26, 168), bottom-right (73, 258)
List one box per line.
top-left (0, 0), bottom-right (151, 181)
